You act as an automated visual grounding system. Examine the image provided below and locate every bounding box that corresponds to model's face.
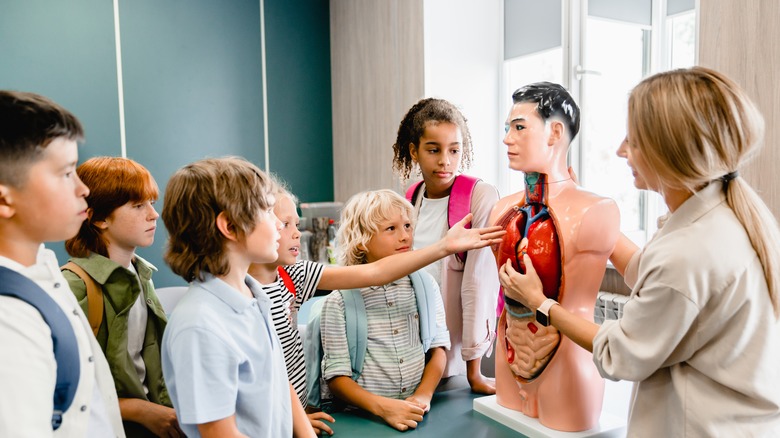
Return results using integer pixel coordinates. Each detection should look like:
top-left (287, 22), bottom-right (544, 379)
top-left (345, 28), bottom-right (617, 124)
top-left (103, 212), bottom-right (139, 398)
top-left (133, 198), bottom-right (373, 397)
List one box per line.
top-left (273, 194), bottom-right (301, 266)
top-left (244, 201), bottom-right (283, 264)
top-left (616, 134), bottom-right (657, 192)
top-left (410, 122), bottom-right (463, 199)
top-left (3, 137), bottom-right (89, 243)
top-left (503, 102), bottom-right (554, 173)
top-left (98, 200), bottom-right (159, 253)
top-left (363, 208), bottom-right (413, 264)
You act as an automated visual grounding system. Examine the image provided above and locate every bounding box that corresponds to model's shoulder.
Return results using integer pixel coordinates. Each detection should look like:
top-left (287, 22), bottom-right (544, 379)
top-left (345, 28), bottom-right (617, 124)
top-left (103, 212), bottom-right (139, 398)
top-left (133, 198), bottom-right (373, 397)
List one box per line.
top-left (489, 192), bottom-right (524, 224)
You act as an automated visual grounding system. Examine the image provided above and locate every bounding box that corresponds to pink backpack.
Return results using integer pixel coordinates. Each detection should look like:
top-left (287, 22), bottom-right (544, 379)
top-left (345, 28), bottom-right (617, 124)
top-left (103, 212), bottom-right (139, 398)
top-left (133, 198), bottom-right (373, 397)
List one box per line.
top-left (405, 174), bottom-right (480, 263)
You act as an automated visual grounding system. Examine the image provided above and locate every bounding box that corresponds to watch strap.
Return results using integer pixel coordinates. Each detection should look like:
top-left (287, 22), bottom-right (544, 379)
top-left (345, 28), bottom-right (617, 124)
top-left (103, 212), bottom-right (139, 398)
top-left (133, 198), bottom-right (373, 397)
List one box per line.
top-left (536, 298), bottom-right (558, 326)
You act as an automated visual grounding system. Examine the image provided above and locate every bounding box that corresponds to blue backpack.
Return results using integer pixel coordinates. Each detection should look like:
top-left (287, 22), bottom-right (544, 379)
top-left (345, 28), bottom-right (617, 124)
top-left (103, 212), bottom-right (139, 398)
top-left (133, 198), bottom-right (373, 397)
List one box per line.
top-left (304, 270), bottom-right (439, 410)
top-left (0, 266), bottom-right (80, 430)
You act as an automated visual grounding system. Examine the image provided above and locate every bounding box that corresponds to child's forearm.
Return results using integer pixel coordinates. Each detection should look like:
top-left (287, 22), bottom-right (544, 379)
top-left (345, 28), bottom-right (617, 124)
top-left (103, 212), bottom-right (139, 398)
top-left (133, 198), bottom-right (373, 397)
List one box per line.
top-left (327, 376), bottom-right (385, 416)
top-left (413, 347), bottom-right (446, 401)
top-left (317, 218), bottom-right (504, 290)
top-left (290, 383), bottom-right (316, 438)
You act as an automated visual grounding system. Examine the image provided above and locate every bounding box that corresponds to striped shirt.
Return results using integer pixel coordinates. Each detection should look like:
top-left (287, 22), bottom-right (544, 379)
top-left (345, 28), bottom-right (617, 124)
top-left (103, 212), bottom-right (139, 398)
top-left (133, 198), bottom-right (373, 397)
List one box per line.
top-left (261, 260), bottom-right (324, 406)
top-left (320, 276), bottom-right (450, 400)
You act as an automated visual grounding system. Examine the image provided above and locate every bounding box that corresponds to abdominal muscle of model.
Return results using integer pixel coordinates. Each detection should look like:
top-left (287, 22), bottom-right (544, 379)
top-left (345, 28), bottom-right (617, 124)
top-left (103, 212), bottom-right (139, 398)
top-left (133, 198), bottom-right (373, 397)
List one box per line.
top-left (490, 172), bottom-right (619, 432)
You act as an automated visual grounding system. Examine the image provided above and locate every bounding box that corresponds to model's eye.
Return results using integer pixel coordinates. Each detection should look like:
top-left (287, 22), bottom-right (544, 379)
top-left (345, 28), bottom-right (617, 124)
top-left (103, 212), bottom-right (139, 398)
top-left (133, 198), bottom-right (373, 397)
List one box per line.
top-left (514, 124), bottom-right (525, 131)
top-left (504, 125), bottom-right (510, 133)
top-left (428, 148), bottom-right (439, 154)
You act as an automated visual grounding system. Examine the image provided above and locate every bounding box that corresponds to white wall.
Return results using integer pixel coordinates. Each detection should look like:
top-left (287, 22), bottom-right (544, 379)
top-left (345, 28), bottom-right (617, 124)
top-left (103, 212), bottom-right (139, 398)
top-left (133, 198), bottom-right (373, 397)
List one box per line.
top-left (423, 0), bottom-right (503, 189)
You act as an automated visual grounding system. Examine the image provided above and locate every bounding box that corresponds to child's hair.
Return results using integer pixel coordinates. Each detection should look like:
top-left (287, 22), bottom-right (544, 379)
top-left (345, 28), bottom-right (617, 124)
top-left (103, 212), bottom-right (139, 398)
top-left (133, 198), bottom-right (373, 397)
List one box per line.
top-left (65, 157), bottom-right (159, 258)
top-left (337, 189), bottom-right (414, 266)
top-left (0, 90), bottom-right (84, 187)
top-left (392, 98), bottom-right (473, 181)
top-left (628, 66), bottom-right (779, 317)
top-left (162, 157), bottom-right (275, 282)
top-left (268, 172), bottom-right (298, 205)
top-left (511, 82), bottom-right (581, 143)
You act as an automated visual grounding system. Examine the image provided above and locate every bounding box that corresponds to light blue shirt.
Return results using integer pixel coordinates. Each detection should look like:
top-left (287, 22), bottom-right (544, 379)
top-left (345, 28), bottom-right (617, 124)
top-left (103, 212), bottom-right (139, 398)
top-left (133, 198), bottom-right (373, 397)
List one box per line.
top-left (161, 274), bottom-right (291, 437)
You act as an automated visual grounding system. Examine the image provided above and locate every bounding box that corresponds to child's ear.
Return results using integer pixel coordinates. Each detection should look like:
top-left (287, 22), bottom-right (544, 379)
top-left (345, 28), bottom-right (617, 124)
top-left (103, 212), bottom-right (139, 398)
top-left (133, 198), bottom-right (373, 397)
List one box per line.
top-left (408, 143), bottom-right (418, 162)
top-left (93, 213), bottom-right (109, 230)
top-left (215, 211), bottom-right (239, 242)
top-left (0, 184), bottom-right (15, 219)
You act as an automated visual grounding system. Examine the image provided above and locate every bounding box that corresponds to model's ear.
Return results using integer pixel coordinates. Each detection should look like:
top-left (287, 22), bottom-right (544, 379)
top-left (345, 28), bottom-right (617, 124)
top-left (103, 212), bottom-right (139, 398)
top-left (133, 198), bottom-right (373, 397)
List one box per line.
top-left (0, 184), bottom-right (15, 219)
top-left (548, 120), bottom-right (565, 146)
top-left (216, 211), bottom-right (239, 242)
top-left (409, 143), bottom-right (418, 162)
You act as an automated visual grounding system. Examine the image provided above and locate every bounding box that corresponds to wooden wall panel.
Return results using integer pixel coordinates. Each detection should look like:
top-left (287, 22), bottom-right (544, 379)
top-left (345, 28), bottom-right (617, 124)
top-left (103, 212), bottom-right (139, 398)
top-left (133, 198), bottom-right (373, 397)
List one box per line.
top-left (330, 0), bottom-right (425, 201)
top-left (699, 0), bottom-right (780, 220)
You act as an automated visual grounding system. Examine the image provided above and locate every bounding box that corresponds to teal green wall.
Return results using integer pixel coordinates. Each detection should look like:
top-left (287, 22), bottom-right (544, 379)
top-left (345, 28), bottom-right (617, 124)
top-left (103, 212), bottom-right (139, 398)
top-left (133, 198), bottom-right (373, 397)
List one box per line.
top-left (0, 0), bottom-right (332, 287)
top-left (265, 0), bottom-right (334, 202)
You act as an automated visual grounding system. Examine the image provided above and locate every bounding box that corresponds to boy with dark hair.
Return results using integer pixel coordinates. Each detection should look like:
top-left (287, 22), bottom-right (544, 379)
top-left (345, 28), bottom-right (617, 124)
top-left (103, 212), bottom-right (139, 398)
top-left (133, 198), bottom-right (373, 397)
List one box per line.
top-left (0, 90), bottom-right (125, 436)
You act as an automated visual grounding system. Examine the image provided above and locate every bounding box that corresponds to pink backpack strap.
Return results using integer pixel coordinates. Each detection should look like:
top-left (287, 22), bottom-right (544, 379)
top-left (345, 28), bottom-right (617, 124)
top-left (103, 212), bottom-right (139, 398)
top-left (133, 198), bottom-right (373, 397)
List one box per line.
top-left (406, 175), bottom-right (480, 263)
top-left (405, 180), bottom-right (424, 204)
top-left (449, 174), bottom-right (480, 263)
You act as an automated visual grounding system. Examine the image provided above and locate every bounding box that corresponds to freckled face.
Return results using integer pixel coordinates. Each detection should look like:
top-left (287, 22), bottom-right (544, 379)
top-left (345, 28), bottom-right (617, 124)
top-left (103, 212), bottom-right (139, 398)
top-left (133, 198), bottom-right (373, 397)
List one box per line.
top-left (98, 199), bottom-right (159, 253)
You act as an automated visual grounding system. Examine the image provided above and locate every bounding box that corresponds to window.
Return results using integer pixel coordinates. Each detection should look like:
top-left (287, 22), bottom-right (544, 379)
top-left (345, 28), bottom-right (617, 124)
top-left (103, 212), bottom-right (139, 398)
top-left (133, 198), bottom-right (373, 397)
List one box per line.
top-left (500, 0), bottom-right (697, 245)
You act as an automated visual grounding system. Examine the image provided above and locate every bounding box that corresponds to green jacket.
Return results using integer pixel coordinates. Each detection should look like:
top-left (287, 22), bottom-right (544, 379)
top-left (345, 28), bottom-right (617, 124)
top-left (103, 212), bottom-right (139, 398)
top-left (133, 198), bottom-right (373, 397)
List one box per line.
top-left (62, 253), bottom-right (171, 411)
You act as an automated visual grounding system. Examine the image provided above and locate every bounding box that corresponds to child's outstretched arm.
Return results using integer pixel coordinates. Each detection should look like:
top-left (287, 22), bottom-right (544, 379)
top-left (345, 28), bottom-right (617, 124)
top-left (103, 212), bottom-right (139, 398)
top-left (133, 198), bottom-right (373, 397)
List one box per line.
top-left (327, 376), bottom-right (425, 432)
top-left (405, 347), bottom-right (446, 412)
top-left (317, 214), bottom-right (505, 290)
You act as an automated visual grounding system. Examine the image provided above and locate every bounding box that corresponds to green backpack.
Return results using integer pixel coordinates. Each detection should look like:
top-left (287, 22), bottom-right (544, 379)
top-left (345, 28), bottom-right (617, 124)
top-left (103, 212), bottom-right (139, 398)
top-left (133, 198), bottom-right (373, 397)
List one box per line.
top-left (304, 270), bottom-right (439, 410)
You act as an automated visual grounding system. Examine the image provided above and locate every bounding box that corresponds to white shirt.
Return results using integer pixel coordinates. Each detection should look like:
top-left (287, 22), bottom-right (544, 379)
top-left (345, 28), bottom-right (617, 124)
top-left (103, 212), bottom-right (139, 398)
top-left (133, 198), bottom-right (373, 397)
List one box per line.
top-left (412, 195), bottom-right (448, 287)
top-left (593, 181), bottom-right (780, 436)
top-left (0, 247), bottom-right (125, 437)
top-left (125, 262), bottom-right (148, 394)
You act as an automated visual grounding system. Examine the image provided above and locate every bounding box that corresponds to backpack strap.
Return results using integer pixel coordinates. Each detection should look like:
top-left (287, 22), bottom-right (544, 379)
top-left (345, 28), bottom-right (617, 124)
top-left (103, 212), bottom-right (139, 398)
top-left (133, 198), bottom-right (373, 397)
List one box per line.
top-left (61, 262), bottom-right (103, 337)
top-left (405, 180), bottom-right (424, 205)
top-left (409, 270), bottom-right (439, 352)
top-left (449, 174), bottom-right (480, 263)
top-left (304, 297), bottom-right (327, 408)
top-left (406, 176), bottom-right (480, 263)
top-left (277, 266), bottom-right (296, 297)
top-left (340, 289), bottom-right (368, 380)
top-left (0, 266), bottom-right (80, 430)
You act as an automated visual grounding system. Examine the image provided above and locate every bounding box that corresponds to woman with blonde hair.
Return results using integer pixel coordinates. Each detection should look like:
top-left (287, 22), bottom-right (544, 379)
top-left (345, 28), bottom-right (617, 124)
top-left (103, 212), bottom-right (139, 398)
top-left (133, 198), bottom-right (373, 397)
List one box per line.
top-left (498, 67), bottom-right (780, 435)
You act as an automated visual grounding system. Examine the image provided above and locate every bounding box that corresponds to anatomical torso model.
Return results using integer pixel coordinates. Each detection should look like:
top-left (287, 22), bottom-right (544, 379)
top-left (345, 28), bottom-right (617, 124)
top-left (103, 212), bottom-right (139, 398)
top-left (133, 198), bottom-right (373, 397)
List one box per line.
top-left (489, 82), bottom-right (620, 432)
top-left (490, 172), bottom-right (619, 431)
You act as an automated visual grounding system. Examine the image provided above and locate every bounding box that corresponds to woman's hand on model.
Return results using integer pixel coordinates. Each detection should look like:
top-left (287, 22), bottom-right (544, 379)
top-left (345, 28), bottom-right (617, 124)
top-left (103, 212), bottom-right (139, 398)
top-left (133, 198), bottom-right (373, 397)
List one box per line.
top-left (498, 238), bottom-right (547, 311)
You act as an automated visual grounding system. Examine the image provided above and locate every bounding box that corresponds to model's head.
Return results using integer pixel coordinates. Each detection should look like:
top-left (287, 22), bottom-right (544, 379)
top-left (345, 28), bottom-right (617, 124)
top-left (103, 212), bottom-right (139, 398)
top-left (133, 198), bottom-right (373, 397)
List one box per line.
top-left (392, 98), bottom-right (473, 181)
top-left (626, 66), bottom-right (764, 193)
top-left (511, 82), bottom-right (580, 143)
top-left (66, 157), bottom-right (159, 258)
top-left (163, 157), bottom-right (276, 282)
top-left (337, 189), bottom-right (414, 266)
top-left (0, 90), bottom-right (84, 187)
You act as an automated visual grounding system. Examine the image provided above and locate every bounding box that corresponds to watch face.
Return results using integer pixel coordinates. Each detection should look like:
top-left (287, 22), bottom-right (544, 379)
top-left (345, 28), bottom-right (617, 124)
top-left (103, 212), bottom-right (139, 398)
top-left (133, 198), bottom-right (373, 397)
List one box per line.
top-left (536, 309), bottom-right (550, 327)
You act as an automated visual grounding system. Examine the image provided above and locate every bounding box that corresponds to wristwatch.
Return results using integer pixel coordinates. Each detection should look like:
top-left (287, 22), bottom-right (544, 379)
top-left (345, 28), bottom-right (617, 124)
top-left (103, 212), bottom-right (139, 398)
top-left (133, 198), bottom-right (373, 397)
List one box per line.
top-left (535, 298), bottom-right (559, 327)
